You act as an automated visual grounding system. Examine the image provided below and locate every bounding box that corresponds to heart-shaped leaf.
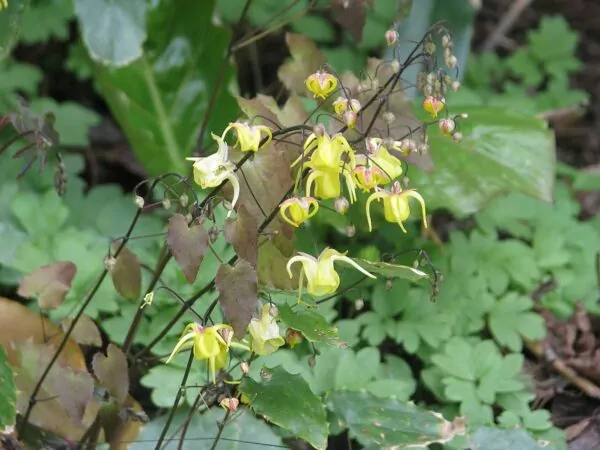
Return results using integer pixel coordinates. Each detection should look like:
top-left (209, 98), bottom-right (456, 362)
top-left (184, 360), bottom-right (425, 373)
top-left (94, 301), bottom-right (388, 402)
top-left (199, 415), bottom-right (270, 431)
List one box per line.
top-left (166, 213), bottom-right (209, 283)
top-left (110, 244), bottom-right (141, 301)
top-left (278, 303), bottom-right (346, 348)
top-left (17, 261), bottom-right (77, 309)
top-left (240, 365), bottom-right (328, 450)
top-left (74, 0), bottom-right (147, 67)
top-left (327, 390), bottom-right (466, 448)
top-left (60, 315), bottom-right (102, 347)
top-left (411, 106), bottom-right (555, 216)
top-left (14, 341), bottom-right (97, 440)
top-left (223, 205), bottom-right (258, 267)
top-left (88, 0), bottom-right (237, 176)
top-left (330, 0), bottom-right (374, 43)
top-left (0, 345), bottom-right (16, 429)
top-left (216, 260), bottom-right (259, 338)
top-left (92, 343), bottom-right (129, 404)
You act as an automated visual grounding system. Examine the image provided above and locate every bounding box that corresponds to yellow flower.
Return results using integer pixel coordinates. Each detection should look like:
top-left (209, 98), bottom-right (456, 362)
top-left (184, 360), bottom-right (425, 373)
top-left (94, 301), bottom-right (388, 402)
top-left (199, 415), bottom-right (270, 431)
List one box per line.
top-left (186, 133), bottom-right (240, 212)
top-left (306, 166), bottom-right (356, 203)
top-left (358, 137), bottom-right (404, 182)
top-left (423, 96), bottom-right (445, 117)
top-left (248, 304), bottom-right (285, 356)
top-left (305, 70), bottom-right (338, 99)
top-left (365, 181), bottom-right (427, 233)
top-left (166, 323), bottom-right (233, 384)
top-left (279, 196), bottom-right (319, 227)
top-left (222, 121), bottom-right (272, 152)
top-left (287, 248), bottom-right (375, 301)
top-left (333, 97), bottom-right (361, 116)
top-left (292, 132), bottom-right (355, 172)
top-left (352, 165), bottom-right (386, 192)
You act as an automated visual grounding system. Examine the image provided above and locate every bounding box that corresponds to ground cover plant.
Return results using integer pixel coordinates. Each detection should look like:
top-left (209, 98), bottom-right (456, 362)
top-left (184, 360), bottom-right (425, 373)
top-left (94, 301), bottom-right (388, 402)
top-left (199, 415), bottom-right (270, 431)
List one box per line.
top-left (0, 1), bottom-right (599, 449)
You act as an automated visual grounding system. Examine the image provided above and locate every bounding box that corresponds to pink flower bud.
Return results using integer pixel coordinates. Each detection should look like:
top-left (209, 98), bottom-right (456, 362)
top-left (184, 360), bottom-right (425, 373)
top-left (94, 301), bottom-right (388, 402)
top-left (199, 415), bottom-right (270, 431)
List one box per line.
top-left (334, 197), bottom-right (350, 214)
top-left (385, 29), bottom-right (398, 46)
top-left (439, 118), bottom-right (456, 136)
top-left (219, 397), bottom-right (239, 412)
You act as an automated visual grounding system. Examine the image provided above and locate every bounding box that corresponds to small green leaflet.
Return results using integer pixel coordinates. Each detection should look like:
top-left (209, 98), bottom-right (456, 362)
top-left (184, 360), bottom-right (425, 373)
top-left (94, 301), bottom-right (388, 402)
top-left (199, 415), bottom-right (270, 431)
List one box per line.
top-left (278, 303), bottom-right (347, 348)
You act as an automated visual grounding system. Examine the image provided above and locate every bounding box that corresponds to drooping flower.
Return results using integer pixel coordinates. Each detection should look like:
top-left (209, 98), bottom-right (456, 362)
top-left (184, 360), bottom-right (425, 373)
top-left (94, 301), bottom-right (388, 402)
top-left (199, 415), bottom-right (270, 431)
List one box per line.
top-left (357, 137), bottom-right (404, 183)
top-left (286, 248), bottom-right (375, 301)
top-left (305, 71), bottom-right (338, 99)
top-left (292, 132), bottom-right (355, 172)
top-left (186, 133), bottom-right (240, 212)
top-left (219, 397), bottom-right (239, 412)
top-left (279, 196), bottom-right (319, 227)
top-left (423, 96), bottom-right (445, 117)
top-left (222, 122), bottom-right (272, 152)
top-left (365, 181), bottom-right (427, 233)
top-left (166, 323), bottom-right (234, 383)
top-left (438, 118), bottom-right (456, 136)
top-left (248, 304), bottom-right (285, 356)
top-left (352, 165), bottom-right (387, 192)
top-left (306, 166), bottom-right (357, 203)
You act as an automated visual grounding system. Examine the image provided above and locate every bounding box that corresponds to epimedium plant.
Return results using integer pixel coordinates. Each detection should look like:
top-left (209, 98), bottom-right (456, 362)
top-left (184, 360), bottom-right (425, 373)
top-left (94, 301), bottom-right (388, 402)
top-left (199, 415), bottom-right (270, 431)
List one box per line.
top-left (0, 1), bottom-right (565, 449)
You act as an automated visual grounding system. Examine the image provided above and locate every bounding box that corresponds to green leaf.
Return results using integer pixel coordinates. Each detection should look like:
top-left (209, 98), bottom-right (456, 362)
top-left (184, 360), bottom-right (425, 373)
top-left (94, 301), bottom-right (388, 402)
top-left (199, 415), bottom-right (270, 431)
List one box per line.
top-left (0, 345), bottom-right (16, 429)
top-left (431, 337), bottom-right (475, 381)
top-left (488, 293), bottom-right (546, 352)
top-left (353, 258), bottom-right (430, 282)
top-left (89, 0), bottom-right (236, 176)
top-left (75, 0), bottom-right (146, 67)
top-left (470, 427), bottom-right (553, 450)
top-left (278, 303), bottom-right (346, 348)
top-left (240, 365), bottom-right (328, 450)
top-left (132, 407), bottom-right (284, 449)
top-left (291, 14), bottom-right (335, 43)
top-left (506, 48), bottom-right (543, 87)
top-left (327, 390), bottom-right (466, 447)
top-left (19, 0), bottom-right (72, 43)
top-left (528, 16), bottom-right (580, 76)
top-left (0, 0), bottom-right (27, 60)
top-left (411, 106), bottom-right (555, 216)
top-left (0, 59), bottom-right (41, 111)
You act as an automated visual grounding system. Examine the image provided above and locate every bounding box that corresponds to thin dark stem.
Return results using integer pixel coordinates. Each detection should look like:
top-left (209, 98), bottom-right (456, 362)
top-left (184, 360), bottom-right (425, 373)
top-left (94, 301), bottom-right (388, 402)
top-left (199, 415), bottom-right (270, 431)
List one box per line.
top-left (122, 243), bottom-right (172, 355)
top-left (210, 410), bottom-right (232, 450)
top-left (177, 393), bottom-right (203, 450)
top-left (18, 204), bottom-right (146, 434)
top-left (155, 351), bottom-right (195, 450)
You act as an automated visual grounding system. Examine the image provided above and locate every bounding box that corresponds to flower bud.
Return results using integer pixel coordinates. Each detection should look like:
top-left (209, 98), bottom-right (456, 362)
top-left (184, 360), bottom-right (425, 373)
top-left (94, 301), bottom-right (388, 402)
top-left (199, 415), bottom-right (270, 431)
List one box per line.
top-left (313, 123), bottom-right (326, 137)
top-left (446, 55), bottom-right (458, 69)
top-left (439, 118), bottom-right (456, 136)
top-left (382, 111), bottom-right (396, 124)
top-left (417, 143), bottom-right (429, 155)
top-left (162, 198), bottom-right (172, 210)
top-left (453, 132), bottom-right (463, 143)
top-left (334, 197), bottom-right (350, 214)
top-left (451, 80), bottom-right (461, 92)
top-left (354, 298), bottom-right (365, 311)
top-left (141, 291), bottom-right (154, 309)
top-left (269, 304), bottom-right (279, 318)
top-left (423, 84), bottom-right (433, 97)
top-left (104, 256), bottom-right (117, 272)
top-left (458, 113), bottom-right (469, 119)
top-left (443, 47), bottom-right (452, 59)
top-left (390, 60), bottom-right (401, 73)
top-left (219, 397), bottom-right (239, 412)
top-left (179, 194), bottom-right (189, 207)
top-left (345, 224), bottom-right (356, 238)
top-left (385, 29), bottom-right (398, 46)
top-left (209, 224), bottom-right (219, 243)
top-left (134, 195), bottom-right (145, 209)
top-left (441, 34), bottom-right (451, 48)
top-left (385, 279), bottom-right (393, 290)
top-left (343, 110), bottom-right (358, 129)
top-left (286, 328), bottom-right (303, 348)
top-left (240, 361), bottom-right (250, 374)
top-left (425, 41), bottom-right (436, 55)
top-left (349, 99), bottom-right (361, 113)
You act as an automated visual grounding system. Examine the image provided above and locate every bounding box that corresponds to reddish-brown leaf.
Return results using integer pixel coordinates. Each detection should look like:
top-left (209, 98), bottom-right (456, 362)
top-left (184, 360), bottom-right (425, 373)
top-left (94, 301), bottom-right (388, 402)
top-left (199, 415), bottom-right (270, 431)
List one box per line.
top-left (224, 205), bottom-right (259, 267)
top-left (92, 344), bottom-right (129, 404)
top-left (330, 0), bottom-right (374, 43)
top-left (60, 315), bottom-right (102, 347)
top-left (110, 243), bottom-right (141, 300)
top-left (14, 341), bottom-right (97, 440)
top-left (216, 261), bottom-right (259, 338)
top-left (166, 213), bottom-right (209, 283)
top-left (278, 33), bottom-right (326, 95)
top-left (17, 262), bottom-right (76, 309)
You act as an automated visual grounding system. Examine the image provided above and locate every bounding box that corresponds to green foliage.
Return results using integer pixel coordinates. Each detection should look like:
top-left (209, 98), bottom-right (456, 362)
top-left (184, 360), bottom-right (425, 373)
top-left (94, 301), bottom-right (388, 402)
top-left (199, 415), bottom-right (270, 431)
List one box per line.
top-left (0, 345), bottom-right (16, 429)
top-left (240, 365), bottom-right (328, 450)
top-left (458, 15), bottom-right (588, 114)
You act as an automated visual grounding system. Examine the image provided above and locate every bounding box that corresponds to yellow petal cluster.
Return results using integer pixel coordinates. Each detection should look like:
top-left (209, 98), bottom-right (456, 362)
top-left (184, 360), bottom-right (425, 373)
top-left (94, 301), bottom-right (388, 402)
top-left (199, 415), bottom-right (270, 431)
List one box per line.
top-left (366, 181), bottom-right (427, 233)
top-left (248, 304), bottom-right (285, 356)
